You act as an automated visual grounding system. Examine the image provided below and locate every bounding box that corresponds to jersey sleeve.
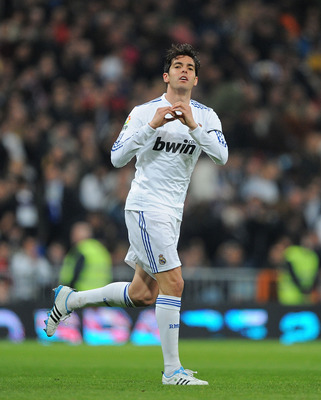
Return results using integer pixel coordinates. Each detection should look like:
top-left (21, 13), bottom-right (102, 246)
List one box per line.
top-left (111, 106), bottom-right (156, 168)
top-left (188, 109), bottom-right (228, 165)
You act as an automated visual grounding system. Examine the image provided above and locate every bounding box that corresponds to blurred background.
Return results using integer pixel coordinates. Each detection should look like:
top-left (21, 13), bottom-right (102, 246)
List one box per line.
top-left (1, 0), bottom-right (321, 324)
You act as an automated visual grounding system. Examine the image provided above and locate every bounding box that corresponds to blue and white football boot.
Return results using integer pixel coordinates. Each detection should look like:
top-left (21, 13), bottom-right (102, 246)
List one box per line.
top-left (162, 367), bottom-right (209, 385)
top-left (44, 285), bottom-right (74, 337)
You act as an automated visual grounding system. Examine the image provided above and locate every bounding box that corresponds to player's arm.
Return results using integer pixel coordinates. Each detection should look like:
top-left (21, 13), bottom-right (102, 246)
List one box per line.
top-left (111, 107), bottom-right (151, 168)
top-left (188, 110), bottom-right (228, 165)
top-left (170, 102), bottom-right (228, 165)
top-left (111, 106), bottom-right (175, 168)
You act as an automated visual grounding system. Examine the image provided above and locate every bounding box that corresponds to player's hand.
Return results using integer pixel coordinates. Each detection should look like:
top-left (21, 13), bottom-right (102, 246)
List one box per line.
top-left (149, 107), bottom-right (177, 129)
top-left (171, 102), bottom-right (198, 130)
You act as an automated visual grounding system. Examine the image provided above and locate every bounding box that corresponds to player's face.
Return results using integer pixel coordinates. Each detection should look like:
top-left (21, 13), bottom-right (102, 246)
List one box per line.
top-left (163, 55), bottom-right (198, 91)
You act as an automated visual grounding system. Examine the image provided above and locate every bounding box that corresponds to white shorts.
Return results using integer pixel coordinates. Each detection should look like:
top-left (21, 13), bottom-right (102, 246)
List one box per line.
top-left (124, 210), bottom-right (182, 278)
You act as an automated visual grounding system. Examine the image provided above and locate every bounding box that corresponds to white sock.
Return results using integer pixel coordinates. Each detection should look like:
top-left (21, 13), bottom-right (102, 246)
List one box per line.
top-left (155, 295), bottom-right (182, 376)
top-left (66, 282), bottom-right (134, 310)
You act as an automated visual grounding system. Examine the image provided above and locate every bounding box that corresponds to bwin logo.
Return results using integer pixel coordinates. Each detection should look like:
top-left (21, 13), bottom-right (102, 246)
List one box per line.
top-left (152, 137), bottom-right (196, 155)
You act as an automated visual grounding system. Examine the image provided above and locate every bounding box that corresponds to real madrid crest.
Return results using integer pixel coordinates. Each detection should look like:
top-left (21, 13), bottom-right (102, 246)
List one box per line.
top-left (159, 254), bottom-right (166, 265)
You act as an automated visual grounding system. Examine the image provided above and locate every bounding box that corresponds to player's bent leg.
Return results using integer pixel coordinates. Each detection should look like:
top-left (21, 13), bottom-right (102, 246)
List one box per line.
top-left (44, 265), bottom-right (157, 338)
top-left (128, 264), bottom-right (159, 307)
top-left (45, 268), bottom-right (153, 338)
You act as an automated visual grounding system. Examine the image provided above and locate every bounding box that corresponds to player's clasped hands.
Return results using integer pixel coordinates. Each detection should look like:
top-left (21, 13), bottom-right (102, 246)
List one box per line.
top-left (149, 102), bottom-right (197, 130)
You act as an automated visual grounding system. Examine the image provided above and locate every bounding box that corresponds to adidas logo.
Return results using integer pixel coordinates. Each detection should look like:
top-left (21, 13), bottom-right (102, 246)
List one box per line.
top-left (152, 137), bottom-right (196, 155)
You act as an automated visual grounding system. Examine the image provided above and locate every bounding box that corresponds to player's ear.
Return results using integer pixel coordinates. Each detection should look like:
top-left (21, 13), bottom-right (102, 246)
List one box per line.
top-left (193, 76), bottom-right (198, 87)
top-left (163, 73), bottom-right (169, 83)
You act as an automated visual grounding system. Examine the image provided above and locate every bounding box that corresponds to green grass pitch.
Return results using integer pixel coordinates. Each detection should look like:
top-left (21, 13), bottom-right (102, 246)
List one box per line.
top-left (1, 339), bottom-right (321, 400)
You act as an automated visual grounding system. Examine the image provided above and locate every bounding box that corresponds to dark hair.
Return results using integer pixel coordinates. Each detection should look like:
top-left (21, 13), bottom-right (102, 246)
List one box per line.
top-left (164, 43), bottom-right (200, 76)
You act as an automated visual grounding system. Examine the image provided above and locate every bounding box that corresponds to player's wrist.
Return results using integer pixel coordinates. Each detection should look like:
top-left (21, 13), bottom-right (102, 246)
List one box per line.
top-left (188, 123), bottom-right (198, 131)
top-left (148, 122), bottom-right (157, 130)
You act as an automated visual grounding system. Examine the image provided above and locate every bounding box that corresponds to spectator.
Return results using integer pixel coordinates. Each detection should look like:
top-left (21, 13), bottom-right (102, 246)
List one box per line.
top-left (277, 243), bottom-right (320, 305)
top-left (59, 221), bottom-right (112, 291)
top-left (46, 241), bottom-right (66, 286)
top-left (9, 235), bottom-right (53, 302)
top-left (213, 240), bottom-right (246, 268)
top-left (79, 164), bottom-right (116, 212)
top-left (0, 241), bottom-right (11, 303)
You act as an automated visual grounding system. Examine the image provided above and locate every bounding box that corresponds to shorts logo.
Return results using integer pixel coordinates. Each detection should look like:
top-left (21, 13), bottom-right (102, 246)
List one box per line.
top-left (159, 254), bottom-right (166, 265)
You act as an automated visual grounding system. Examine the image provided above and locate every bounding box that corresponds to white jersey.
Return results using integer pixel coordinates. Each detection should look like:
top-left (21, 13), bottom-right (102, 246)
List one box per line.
top-left (111, 93), bottom-right (228, 220)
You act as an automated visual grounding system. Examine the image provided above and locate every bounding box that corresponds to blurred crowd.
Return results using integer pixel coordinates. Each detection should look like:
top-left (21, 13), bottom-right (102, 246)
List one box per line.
top-left (1, 0), bottom-right (321, 304)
